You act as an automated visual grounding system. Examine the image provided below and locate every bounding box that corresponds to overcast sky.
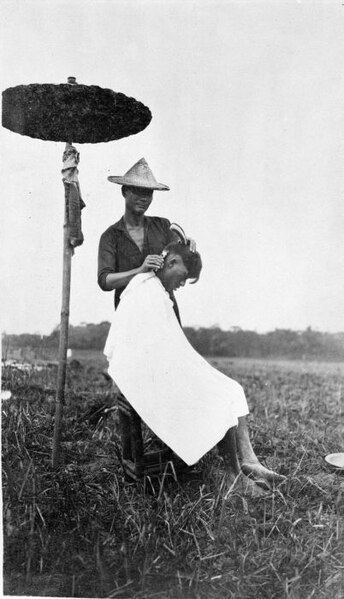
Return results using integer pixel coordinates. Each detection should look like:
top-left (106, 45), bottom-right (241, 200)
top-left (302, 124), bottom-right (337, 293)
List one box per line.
top-left (1, 0), bottom-right (344, 335)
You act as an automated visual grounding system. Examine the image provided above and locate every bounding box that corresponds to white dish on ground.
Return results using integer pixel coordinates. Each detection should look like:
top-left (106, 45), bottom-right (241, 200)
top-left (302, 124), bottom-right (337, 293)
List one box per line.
top-left (324, 453), bottom-right (344, 469)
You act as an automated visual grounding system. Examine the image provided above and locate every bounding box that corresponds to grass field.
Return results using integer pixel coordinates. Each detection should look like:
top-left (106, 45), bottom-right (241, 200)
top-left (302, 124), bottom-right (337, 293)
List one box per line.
top-left (2, 354), bottom-right (344, 598)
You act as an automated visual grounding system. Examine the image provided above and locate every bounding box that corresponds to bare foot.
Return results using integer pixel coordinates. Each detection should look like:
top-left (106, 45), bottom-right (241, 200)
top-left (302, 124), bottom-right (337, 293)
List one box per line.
top-left (225, 471), bottom-right (270, 499)
top-left (241, 461), bottom-right (286, 489)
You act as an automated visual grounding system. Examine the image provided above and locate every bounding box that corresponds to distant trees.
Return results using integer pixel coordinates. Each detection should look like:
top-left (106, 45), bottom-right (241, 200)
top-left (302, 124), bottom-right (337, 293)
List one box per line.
top-left (68, 322), bottom-right (110, 350)
top-left (3, 324), bottom-right (344, 361)
top-left (3, 322), bottom-right (111, 354)
top-left (183, 326), bottom-right (344, 361)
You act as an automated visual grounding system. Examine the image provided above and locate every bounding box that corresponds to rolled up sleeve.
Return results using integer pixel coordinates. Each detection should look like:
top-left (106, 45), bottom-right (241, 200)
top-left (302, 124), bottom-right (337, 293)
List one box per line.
top-left (98, 231), bottom-right (116, 291)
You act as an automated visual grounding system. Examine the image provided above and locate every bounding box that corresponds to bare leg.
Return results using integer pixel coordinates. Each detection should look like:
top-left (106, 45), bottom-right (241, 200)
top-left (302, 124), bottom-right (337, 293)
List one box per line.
top-left (217, 428), bottom-right (241, 478)
top-left (236, 417), bottom-right (286, 487)
top-left (217, 427), bottom-right (269, 498)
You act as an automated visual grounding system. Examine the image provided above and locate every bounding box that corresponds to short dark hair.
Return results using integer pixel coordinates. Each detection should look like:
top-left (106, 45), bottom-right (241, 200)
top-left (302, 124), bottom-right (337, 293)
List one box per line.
top-left (164, 242), bottom-right (202, 283)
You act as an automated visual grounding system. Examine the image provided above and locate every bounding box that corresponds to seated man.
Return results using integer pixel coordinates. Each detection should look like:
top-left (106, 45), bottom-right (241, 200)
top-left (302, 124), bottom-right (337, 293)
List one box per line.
top-left (104, 242), bottom-right (285, 497)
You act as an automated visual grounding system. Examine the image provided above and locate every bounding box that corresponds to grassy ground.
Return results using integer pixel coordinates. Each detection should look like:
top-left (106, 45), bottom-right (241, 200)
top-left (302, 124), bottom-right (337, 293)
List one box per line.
top-left (2, 355), bottom-right (344, 598)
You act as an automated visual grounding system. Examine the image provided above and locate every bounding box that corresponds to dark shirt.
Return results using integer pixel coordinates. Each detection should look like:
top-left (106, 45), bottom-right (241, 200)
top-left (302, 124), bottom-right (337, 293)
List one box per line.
top-left (98, 215), bottom-right (177, 309)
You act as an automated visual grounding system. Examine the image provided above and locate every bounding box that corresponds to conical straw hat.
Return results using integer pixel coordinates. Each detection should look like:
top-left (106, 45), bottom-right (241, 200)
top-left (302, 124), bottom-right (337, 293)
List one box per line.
top-left (107, 158), bottom-right (170, 191)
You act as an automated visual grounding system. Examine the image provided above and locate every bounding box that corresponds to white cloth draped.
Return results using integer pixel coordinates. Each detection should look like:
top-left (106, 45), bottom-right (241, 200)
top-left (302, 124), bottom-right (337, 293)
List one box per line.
top-left (104, 273), bottom-right (249, 465)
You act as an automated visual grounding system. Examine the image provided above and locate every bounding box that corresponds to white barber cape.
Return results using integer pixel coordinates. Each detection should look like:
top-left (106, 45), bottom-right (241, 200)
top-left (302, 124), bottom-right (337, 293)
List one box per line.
top-left (104, 273), bottom-right (249, 466)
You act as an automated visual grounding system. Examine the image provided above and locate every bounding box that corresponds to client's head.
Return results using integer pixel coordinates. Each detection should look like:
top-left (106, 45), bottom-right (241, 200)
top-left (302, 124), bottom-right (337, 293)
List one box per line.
top-left (156, 242), bottom-right (202, 293)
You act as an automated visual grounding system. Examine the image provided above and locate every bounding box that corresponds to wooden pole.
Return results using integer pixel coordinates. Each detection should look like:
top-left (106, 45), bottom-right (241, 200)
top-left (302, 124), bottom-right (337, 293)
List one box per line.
top-left (52, 173), bottom-right (73, 468)
top-left (52, 76), bottom-right (78, 469)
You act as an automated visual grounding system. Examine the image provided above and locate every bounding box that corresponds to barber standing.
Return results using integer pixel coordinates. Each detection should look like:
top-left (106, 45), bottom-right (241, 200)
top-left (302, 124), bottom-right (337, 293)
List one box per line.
top-left (98, 157), bottom-right (195, 322)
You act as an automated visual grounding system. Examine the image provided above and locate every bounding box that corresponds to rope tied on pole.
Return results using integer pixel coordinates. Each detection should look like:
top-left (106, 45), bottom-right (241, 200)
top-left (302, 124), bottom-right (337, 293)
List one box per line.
top-left (62, 143), bottom-right (85, 248)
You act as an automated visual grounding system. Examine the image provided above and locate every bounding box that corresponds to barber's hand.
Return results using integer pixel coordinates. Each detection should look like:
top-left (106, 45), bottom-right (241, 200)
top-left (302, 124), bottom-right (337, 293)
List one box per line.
top-left (187, 238), bottom-right (197, 252)
top-left (140, 254), bottom-right (165, 272)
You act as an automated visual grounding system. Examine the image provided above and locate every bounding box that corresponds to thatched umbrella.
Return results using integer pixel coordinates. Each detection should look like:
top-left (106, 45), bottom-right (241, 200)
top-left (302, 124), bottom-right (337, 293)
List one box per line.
top-left (2, 77), bottom-right (152, 467)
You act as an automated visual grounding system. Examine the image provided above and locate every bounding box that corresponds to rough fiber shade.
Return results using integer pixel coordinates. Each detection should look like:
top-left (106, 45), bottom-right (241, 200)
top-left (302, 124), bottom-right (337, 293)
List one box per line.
top-left (2, 83), bottom-right (152, 143)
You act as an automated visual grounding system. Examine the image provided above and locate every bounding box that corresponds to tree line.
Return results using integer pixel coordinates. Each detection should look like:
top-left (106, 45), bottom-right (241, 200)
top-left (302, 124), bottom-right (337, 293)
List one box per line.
top-left (3, 323), bottom-right (344, 361)
top-left (183, 326), bottom-right (344, 361)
